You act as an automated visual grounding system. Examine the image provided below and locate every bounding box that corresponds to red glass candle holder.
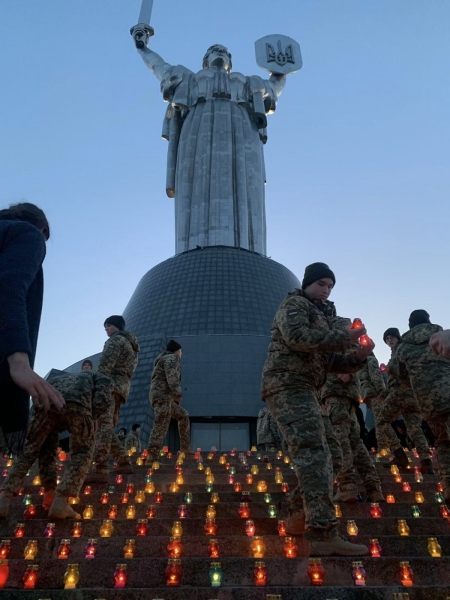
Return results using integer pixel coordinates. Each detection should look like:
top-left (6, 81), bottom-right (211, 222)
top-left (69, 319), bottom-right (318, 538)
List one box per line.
top-left (281, 482), bottom-right (289, 493)
top-left (155, 492), bottom-right (163, 503)
top-left (100, 493), bottom-right (109, 504)
top-left (234, 482), bottom-right (242, 493)
top-left (14, 523), bottom-right (25, 538)
top-left (245, 520), bottom-right (255, 537)
top-left (0, 559), bottom-right (9, 589)
top-left (167, 537), bottom-right (183, 558)
top-left (370, 538), bottom-right (382, 557)
top-left (23, 565), bottom-right (39, 589)
top-left (146, 505), bottom-right (157, 518)
top-left (165, 559), bottom-right (182, 587)
top-left (208, 539), bottom-right (220, 558)
top-left (402, 482), bottom-right (412, 492)
top-left (246, 474), bottom-right (253, 485)
top-left (238, 503), bottom-right (250, 518)
top-left (278, 520), bottom-right (287, 537)
top-left (114, 564), bottom-right (128, 588)
top-left (399, 561), bottom-right (414, 586)
top-left (71, 522), bottom-right (82, 538)
top-left (23, 504), bottom-right (36, 519)
top-left (253, 561), bottom-right (268, 586)
top-left (370, 503), bottom-right (383, 518)
top-left (135, 519), bottom-right (149, 537)
top-left (126, 483), bottom-right (135, 495)
top-left (115, 475), bottom-right (123, 484)
top-left (43, 522), bottom-right (56, 537)
top-left (204, 519), bottom-right (217, 536)
top-left (58, 539), bottom-right (71, 559)
top-left (283, 537), bottom-right (298, 558)
top-left (307, 558), bottom-right (325, 586)
top-left (121, 493), bottom-right (129, 504)
top-left (0, 541), bottom-right (11, 559)
top-left (108, 505), bottom-right (118, 519)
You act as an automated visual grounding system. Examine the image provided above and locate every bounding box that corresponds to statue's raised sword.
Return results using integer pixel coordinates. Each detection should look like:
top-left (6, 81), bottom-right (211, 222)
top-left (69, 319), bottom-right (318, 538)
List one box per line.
top-left (130, 0), bottom-right (155, 49)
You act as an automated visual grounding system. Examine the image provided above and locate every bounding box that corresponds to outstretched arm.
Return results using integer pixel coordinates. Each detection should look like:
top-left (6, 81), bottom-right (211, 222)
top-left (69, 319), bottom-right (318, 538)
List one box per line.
top-left (137, 46), bottom-right (172, 82)
top-left (268, 73), bottom-right (287, 97)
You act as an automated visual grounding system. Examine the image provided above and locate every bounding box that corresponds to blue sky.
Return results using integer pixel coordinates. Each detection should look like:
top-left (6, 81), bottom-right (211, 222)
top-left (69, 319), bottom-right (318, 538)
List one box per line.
top-left (1, 0), bottom-right (449, 374)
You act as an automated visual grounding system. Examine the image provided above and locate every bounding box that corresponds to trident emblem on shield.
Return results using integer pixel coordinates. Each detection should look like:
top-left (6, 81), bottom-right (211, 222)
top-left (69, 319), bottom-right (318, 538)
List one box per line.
top-left (266, 40), bottom-right (295, 67)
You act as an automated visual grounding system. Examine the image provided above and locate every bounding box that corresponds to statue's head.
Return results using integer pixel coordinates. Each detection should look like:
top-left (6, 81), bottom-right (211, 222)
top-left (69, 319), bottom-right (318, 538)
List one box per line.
top-left (202, 44), bottom-right (232, 73)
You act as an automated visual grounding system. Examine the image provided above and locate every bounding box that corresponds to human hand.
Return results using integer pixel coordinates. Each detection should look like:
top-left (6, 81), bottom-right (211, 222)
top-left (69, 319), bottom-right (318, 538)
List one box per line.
top-left (130, 23), bottom-right (152, 49)
top-left (429, 330), bottom-right (450, 359)
top-left (347, 324), bottom-right (367, 344)
top-left (7, 352), bottom-right (66, 412)
top-left (355, 337), bottom-right (375, 360)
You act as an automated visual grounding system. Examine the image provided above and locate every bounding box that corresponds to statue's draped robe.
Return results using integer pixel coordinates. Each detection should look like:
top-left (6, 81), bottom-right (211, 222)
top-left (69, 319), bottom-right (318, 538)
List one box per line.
top-left (160, 66), bottom-right (281, 255)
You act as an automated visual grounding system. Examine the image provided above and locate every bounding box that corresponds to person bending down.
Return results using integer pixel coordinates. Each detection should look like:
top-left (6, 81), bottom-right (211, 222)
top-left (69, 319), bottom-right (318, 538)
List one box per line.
top-left (0, 370), bottom-right (112, 520)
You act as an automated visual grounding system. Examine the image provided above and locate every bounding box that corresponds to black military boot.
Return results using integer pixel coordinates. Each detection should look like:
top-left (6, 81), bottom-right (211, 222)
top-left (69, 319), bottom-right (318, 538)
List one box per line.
top-left (420, 458), bottom-right (435, 475)
top-left (392, 447), bottom-right (411, 472)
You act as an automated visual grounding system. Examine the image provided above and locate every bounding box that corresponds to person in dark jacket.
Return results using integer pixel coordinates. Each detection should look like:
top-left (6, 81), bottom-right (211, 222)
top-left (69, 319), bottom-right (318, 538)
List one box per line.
top-left (0, 203), bottom-right (65, 451)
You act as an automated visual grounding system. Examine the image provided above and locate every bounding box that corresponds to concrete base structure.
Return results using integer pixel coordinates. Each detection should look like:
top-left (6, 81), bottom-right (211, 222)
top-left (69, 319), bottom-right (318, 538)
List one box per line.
top-left (65, 246), bottom-right (300, 451)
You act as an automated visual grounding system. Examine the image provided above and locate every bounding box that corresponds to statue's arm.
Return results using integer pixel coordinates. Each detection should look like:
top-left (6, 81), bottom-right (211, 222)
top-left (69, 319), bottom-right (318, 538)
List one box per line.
top-left (137, 46), bottom-right (172, 82)
top-left (268, 73), bottom-right (287, 97)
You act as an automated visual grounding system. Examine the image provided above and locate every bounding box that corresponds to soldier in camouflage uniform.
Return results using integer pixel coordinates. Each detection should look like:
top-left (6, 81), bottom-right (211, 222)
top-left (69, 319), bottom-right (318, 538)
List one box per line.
top-left (377, 327), bottom-right (432, 474)
top-left (0, 369), bottom-right (113, 519)
top-left (388, 310), bottom-right (449, 498)
top-left (261, 262), bottom-right (372, 556)
top-left (145, 340), bottom-right (193, 464)
top-left (125, 424), bottom-right (142, 453)
top-left (322, 368), bottom-right (384, 503)
top-left (86, 315), bottom-right (140, 483)
top-left (257, 406), bottom-right (282, 450)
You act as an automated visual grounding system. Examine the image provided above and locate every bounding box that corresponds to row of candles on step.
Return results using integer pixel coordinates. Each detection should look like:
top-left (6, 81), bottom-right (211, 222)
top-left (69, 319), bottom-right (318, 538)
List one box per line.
top-left (0, 557), bottom-right (423, 589)
top-left (0, 531), bottom-right (444, 561)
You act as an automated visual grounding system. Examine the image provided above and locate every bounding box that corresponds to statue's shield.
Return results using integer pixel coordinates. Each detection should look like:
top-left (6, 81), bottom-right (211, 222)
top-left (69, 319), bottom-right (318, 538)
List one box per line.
top-left (255, 34), bottom-right (302, 75)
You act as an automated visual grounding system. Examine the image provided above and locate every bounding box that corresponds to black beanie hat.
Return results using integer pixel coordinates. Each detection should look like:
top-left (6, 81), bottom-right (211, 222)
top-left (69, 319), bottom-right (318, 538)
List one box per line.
top-left (104, 315), bottom-right (125, 331)
top-left (383, 328), bottom-right (401, 342)
top-left (409, 310), bottom-right (431, 329)
top-left (82, 359), bottom-right (93, 368)
top-left (302, 262), bottom-right (336, 289)
top-left (167, 339), bottom-right (182, 352)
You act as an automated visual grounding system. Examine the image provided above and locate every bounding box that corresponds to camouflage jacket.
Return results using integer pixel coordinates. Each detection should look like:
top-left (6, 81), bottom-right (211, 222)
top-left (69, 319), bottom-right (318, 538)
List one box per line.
top-left (150, 351), bottom-right (182, 405)
top-left (256, 406), bottom-right (282, 445)
top-left (389, 323), bottom-right (450, 417)
top-left (97, 331), bottom-right (140, 401)
top-left (358, 355), bottom-right (386, 401)
top-left (321, 373), bottom-right (361, 404)
top-left (124, 430), bottom-right (142, 452)
top-left (46, 370), bottom-right (113, 420)
top-left (261, 289), bottom-right (366, 398)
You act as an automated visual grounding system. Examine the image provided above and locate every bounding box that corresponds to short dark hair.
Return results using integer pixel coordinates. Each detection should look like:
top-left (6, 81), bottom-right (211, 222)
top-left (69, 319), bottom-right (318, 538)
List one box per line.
top-left (0, 202), bottom-right (50, 240)
top-left (118, 427), bottom-right (127, 435)
top-left (131, 423), bottom-right (141, 431)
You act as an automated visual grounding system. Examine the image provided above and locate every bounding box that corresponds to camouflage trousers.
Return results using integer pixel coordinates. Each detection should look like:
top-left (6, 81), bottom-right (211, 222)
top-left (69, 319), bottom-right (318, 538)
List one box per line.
top-left (428, 414), bottom-right (450, 488)
top-left (92, 392), bottom-right (131, 474)
top-left (327, 396), bottom-right (381, 493)
top-left (287, 406), bottom-right (343, 512)
top-left (369, 396), bottom-right (402, 453)
top-left (147, 399), bottom-right (191, 454)
top-left (377, 394), bottom-right (430, 459)
top-left (266, 386), bottom-right (338, 536)
top-left (2, 403), bottom-right (95, 497)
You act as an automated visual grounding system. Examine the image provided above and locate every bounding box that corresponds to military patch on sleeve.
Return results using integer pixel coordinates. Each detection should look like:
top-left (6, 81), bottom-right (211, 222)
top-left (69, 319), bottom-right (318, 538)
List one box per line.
top-left (287, 310), bottom-right (298, 316)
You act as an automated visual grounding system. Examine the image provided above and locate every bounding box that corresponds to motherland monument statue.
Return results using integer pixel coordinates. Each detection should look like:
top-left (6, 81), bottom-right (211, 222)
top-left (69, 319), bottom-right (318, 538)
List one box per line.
top-left (131, 0), bottom-right (302, 255)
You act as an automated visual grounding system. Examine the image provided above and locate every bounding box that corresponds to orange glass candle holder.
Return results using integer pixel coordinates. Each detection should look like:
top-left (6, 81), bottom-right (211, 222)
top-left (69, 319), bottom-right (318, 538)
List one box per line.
top-left (208, 539), bottom-right (220, 558)
top-left (23, 565), bottom-right (39, 589)
top-left (58, 539), bottom-right (71, 559)
top-left (399, 561), bottom-right (414, 586)
top-left (167, 537), bottom-right (183, 558)
top-left (283, 537), bottom-right (298, 558)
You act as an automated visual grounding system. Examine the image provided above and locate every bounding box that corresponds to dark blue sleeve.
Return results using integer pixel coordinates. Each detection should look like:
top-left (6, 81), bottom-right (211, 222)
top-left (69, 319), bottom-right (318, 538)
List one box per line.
top-left (0, 222), bottom-right (46, 361)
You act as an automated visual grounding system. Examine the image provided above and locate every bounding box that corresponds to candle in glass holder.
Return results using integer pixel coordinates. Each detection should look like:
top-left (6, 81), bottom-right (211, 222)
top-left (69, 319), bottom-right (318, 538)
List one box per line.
top-left (100, 492), bottom-right (109, 504)
top-left (241, 491), bottom-right (251, 503)
top-left (283, 537), bottom-right (298, 558)
top-left (170, 483), bottom-right (180, 493)
top-left (107, 504), bottom-right (118, 519)
top-left (114, 563), bottom-right (128, 588)
top-left (206, 504), bottom-right (216, 519)
top-left (83, 505), bottom-right (94, 519)
top-left (43, 522), bottom-right (56, 538)
top-left (399, 561), bottom-right (414, 586)
top-left (58, 539), bottom-right (71, 559)
top-left (126, 505), bottom-right (136, 519)
top-left (250, 536), bottom-right (266, 558)
top-left (167, 536), bottom-right (183, 558)
top-left (121, 493), bottom-right (129, 504)
top-left (23, 494), bottom-right (32, 506)
top-left (238, 503), bottom-right (250, 518)
top-left (123, 539), bottom-right (136, 559)
top-left (334, 503), bottom-right (343, 518)
top-left (253, 561), bottom-right (268, 586)
top-left (83, 485), bottom-right (92, 495)
top-left (24, 540), bottom-right (38, 560)
top-left (136, 519), bottom-right (149, 537)
top-left (402, 482), bottom-right (412, 492)
top-left (135, 490), bottom-right (146, 504)
top-left (184, 492), bottom-right (193, 504)
top-left (268, 504), bottom-right (278, 518)
top-left (64, 564), bottom-right (80, 589)
top-left (204, 518), bottom-right (217, 536)
top-left (440, 505), bottom-right (450, 518)
top-left (386, 494), bottom-right (396, 504)
top-left (234, 482), bottom-right (242, 493)
top-left (178, 504), bottom-right (188, 519)
top-left (274, 472), bottom-right (283, 484)
top-left (370, 503), bottom-right (383, 518)
top-left (352, 561), bottom-right (366, 586)
top-left (71, 522), bottom-right (82, 538)
top-left (209, 562), bottom-right (223, 588)
top-left (146, 505), bottom-right (156, 519)
top-left (145, 482), bottom-right (155, 494)
top-left (395, 474), bottom-right (402, 483)
top-left (22, 565), bottom-right (39, 589)
top-left (246, 474), bottom-right (253, 485)
top-left (281, 482), bottom-right (290, 493)
top-left (398, 520), bottom-right (410, 536)
top-left (347, 520), bottom-right (358, 536)
top-left (155, 492), bottom-right (163, 503)
top-left (369, 538), bottom-right (382, 557)
top-left (427, 537), bottom-right (442, 557)
top-left (32, 475), bottom-right (41, 486)
top-left (172, 521), bottom-right (183, 537)
top-left (435, 492), bottom-right (445, 504)
top-left (0, 541), bottom-right (11, 559)
top-left (411, 505), bottom-right (421, 518)
top-left (211, 493), bottom-right (219, 504)
top-left (126, 483), bottom-right (135, 494)
top-left (278, 520), bottom-right (287, 536)
top-left (84, 539), bottom-right (98, 559)
top-left (99, 519), bottom-right (114, 538)
top-left (165, 558), bottom-right (182, 587)
top-left (23, 504), bottom-right (36, 519)
top-left (307, 558), bottom-right (325, 585)
top-left (0, 559), bottom-right (9, 589)
top-left (208, 538), bottom-right (220, 558)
